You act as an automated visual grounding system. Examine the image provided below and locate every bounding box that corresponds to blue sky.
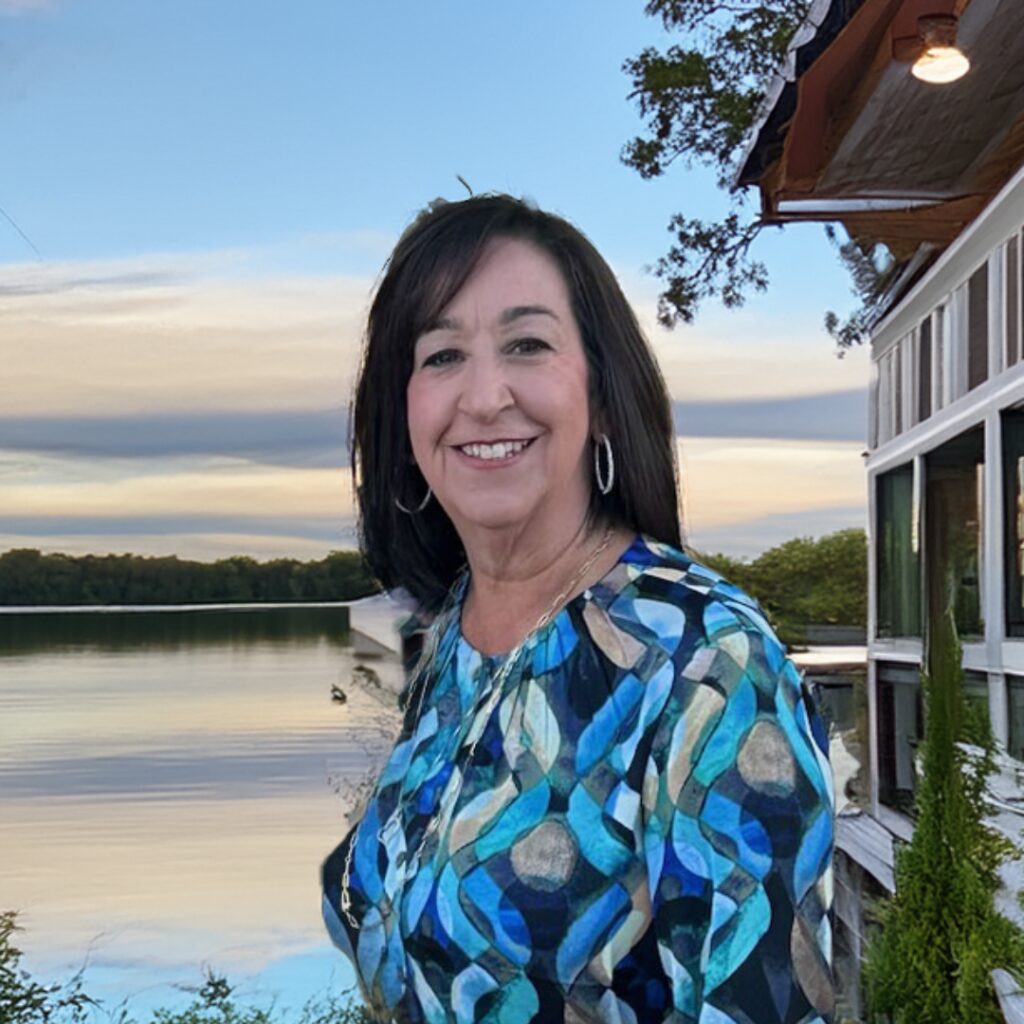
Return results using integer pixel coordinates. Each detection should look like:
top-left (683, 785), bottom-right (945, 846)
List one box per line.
top-left (1, 0), bottom-right (870, 561)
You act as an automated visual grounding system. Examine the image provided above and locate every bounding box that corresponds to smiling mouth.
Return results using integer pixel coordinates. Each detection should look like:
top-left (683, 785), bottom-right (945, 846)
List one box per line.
top-left (454, 437), bottom-right (538, 463)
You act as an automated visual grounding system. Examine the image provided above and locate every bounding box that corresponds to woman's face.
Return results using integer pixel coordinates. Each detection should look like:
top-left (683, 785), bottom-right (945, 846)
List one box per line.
top-left (406, 237), bottom-right (594, 542)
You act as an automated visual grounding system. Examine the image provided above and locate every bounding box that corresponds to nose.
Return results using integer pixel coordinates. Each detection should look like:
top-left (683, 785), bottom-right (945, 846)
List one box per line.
top-left (456, 349), bottom-right (515, 420)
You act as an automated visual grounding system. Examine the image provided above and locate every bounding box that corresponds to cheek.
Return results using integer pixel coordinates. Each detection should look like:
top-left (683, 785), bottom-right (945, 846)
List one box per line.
top-left (405, 382), bottom-right (442, 459)
top-left (548, 369), bottom-right (593, 448)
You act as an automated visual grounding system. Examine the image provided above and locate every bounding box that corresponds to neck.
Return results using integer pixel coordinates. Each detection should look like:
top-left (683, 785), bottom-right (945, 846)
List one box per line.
top-left (458, 518), bottom-right (632, 656)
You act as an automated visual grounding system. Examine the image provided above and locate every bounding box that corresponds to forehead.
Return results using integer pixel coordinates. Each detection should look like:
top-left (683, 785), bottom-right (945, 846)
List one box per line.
top-left (442, 237), bottom-right (571, 315)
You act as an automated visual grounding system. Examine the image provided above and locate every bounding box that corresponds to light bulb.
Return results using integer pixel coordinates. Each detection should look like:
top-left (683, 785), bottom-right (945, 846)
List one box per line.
top-left (913, 45), bottom-right (970, 84)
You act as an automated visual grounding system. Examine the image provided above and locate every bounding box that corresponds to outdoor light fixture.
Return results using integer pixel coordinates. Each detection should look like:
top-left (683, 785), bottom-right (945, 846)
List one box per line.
top-left (912, 13), bottom-right (970, 84)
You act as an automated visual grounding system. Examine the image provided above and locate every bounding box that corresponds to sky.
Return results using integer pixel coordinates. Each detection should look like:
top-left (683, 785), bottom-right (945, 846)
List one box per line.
top-left (0, 0), bottom-right (872, 563)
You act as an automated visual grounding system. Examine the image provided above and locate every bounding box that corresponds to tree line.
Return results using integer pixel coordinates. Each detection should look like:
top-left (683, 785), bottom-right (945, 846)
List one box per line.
top-left (0, 530), bottom-right (867, 631)
top-left (0, 548), bottom-right (380, 606)
top-left (696, 526), bottom-right (866, 645)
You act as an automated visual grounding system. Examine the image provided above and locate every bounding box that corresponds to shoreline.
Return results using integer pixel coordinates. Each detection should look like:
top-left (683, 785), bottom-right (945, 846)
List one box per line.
top-left (0, 598), bottom-right (376, 614)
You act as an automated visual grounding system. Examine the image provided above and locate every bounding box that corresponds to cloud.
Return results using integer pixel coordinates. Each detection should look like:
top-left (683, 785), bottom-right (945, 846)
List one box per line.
top-left (0, 390), bottom-right (862, 470)
top-left (1, 251), bottom-right (373, 417)
top-left (0, 457), bottom-right (352, 518)
top-left (0, 0), bottom-right (56, 12)
top-left (0, 513), bottom-right (352, 543)
top-left (620, 271), bottom-right (872, 404)
top-left (673, 389), bottom-right (865, 441)
top-left (686, 504), bottom-right (867, 559)
top-left (0, 268), bottom-right (184, 298)
top-left (676, 436), bottom-right (866, 539)
top-left (0, 408), bottom-right (349, 465)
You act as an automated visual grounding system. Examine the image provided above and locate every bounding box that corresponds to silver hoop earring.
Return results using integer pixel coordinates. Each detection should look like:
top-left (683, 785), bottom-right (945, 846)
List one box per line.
top-left (594, 434), bottom-right (614, 495)
top-left (395, 486), bottom-right (432, 514)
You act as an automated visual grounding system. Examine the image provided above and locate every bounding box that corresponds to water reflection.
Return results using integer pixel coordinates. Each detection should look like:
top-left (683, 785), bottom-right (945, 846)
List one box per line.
top-left (0, 605), bottom-right (395, 1018)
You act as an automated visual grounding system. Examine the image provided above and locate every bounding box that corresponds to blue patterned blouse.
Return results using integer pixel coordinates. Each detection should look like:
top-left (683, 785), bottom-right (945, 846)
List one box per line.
top-left (322, 533), bottom-right (835, 1023)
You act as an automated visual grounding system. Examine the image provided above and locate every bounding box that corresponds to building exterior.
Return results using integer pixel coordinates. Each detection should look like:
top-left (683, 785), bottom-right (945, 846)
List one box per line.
top-left (736, 0), bottom-right (1024, 1016)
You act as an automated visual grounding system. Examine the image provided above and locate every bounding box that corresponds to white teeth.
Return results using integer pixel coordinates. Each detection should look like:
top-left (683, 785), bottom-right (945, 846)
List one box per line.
top-left (459, 439), bottom-right (530, 460)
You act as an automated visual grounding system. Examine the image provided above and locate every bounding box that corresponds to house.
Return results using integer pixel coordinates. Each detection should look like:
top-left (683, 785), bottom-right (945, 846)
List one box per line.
top-left (735, 0), bottom-right (1024, 1016)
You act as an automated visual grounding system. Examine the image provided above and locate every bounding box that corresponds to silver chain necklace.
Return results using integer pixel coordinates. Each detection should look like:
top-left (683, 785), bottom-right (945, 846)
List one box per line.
top-left (340, 523), bottom-right (615, 929)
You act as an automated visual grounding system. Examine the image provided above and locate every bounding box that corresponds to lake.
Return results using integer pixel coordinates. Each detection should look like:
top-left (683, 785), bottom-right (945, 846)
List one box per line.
top-left (0, 599), bottom-right (408, 1020)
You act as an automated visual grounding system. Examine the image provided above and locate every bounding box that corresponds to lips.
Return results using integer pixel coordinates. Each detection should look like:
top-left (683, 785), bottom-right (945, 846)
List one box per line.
top-left (452, 436), bottom-right (538, 466)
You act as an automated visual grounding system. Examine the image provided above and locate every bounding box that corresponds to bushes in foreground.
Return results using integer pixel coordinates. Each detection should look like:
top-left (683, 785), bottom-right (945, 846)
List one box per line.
top-left (0, 911), bottom-right (372, 1024)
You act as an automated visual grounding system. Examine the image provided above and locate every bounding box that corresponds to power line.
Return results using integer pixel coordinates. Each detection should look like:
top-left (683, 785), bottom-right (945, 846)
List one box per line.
top-left (0, 203), bottom-right (42, 260)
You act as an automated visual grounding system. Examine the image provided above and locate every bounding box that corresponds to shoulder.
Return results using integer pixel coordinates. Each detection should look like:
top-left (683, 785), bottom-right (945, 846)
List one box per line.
top-left (624, 538), bottom-right (831, 801)
top-left (613, 534), bottom-right (787, 666)
top-left (579, 533), bottom-right (801, 726)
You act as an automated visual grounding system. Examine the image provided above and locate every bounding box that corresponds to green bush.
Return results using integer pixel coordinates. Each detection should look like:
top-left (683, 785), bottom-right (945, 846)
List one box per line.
top-left (0, 911), bottom-right (94, 1024)
top-left (862, 597), bottom-right (1024, 1022)
top-left (0, 911), bottom-right (373, 1024)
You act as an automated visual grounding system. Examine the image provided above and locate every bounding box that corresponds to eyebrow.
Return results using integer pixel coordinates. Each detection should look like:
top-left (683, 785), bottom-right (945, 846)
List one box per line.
top-left (427, 305), bottom-right (560, 333)
top-left (500, 304), bottom-right (560, 325)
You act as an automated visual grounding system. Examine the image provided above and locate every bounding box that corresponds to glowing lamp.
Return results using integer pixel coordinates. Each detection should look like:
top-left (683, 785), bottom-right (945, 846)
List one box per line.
top-left (912, 14), bottom-right (970, 84)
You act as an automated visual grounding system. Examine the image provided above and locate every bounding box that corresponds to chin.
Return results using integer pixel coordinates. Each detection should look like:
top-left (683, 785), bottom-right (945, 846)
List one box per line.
top-left (449, 500), bottom-right (536, 532)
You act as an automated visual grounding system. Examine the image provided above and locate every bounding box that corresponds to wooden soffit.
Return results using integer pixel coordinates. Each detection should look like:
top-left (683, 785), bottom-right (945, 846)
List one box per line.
top-left (742, 0), bottom-right (1024, 253)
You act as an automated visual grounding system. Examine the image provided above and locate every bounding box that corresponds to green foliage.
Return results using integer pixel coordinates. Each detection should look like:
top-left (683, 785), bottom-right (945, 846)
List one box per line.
top-left (145, 971), bottom-right (374, 1024)
top-left (862, 594), bottom-right (1024, 1022)
top-left (0, 911), bottom-right (95, 1024)
top-left (822, 224), bottom-right (899, 351)
top-left (694, 527), bottom-right (867, 645)
top-left (623, 0), bottom-right (808, 181)
top-left (0, 912), bottom-right (375, 1024)
top-left (623, 1), bottom-right (888, 347)
top-left (0, 549), bottom-right (380, 607)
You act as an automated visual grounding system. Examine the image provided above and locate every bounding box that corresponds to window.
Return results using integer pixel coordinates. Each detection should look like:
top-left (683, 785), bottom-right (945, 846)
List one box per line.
top-left (877, 661), bottom-right (922, 814)
top-left (1002, 409), bottom-right (1024, 636)
top-left (875, 335), bottom-right (917, 443)
top-left (963, 669), bottom-right (991, 744)
top-left (950, 285), bottom-right (969, 403)
top-left (925, 427), bottom-right (984, 640)
top-left (1006, 237), bottom-right (1021, 369)
top-left (1009, 675), bottom-right (1024, 761)
top-left (877, 349), bottom-right (894, 445)
top-left (968, 263), bottom-right (989, 390)
top-left (877, 463), bottom-right (921, 638)
top-left (893, 342), bottom-right (903, 435)
top-left (918, 319), bottom-right (932, 422)
top-left (869, 360), bottom-right (879, 449)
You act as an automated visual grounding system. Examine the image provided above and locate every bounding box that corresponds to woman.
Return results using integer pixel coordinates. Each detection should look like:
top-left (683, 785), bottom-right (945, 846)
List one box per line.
top-left (322, 195), bottom-right (835, 1024)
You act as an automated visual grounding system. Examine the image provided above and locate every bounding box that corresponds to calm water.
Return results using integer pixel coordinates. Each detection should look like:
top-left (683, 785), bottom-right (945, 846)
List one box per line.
top-left (0, 604), bottom-right (403, 1019)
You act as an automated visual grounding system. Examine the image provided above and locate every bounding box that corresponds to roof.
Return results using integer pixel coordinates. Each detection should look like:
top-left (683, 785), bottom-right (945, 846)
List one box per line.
top-left (737, 0), bottom-right (1024, 261)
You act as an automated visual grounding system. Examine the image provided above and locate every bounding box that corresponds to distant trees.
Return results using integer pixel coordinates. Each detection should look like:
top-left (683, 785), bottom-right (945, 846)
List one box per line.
top-left (0, 548), bottom-right (380, 606)
top-left (0, 529), bottom-right (868, 623)
top-left (695, 527), bottom-right (867, 644)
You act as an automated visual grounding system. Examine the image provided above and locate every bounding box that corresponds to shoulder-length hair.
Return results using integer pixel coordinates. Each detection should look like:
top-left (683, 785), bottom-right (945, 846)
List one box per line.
top-left (350, 194), bottom-right (684, 612)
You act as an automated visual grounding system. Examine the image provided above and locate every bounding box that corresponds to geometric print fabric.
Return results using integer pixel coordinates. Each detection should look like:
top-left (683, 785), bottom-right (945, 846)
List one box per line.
top-left (322, 533), bottom-right (835, 1022)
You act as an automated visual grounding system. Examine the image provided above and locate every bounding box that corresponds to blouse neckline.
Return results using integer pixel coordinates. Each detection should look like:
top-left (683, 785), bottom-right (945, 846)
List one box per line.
top-left (453, 530), bottom-right (647, 664)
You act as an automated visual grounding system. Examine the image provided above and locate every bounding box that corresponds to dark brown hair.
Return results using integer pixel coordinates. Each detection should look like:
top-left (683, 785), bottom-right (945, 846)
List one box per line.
top-left (350, 194), bottom-right (683, 612)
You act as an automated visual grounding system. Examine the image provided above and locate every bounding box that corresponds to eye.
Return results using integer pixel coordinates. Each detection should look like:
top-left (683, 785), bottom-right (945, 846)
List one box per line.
top-left (422, 348), bottom-right (461, 368)
top-left (510, 337), bottom-right (551, 354)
